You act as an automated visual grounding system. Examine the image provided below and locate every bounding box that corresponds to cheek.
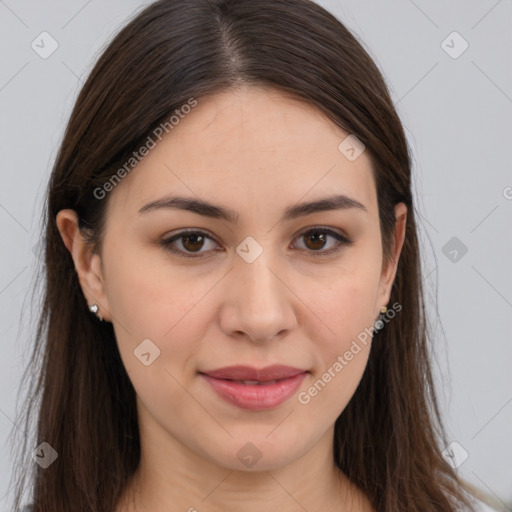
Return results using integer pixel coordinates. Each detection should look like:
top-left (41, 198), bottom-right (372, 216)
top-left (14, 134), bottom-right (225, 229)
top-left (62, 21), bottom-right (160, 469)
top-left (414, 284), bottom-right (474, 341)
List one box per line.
top-left (299, 233), bottom-right (382, 331)
top-left (299, 279), bottom-right (375, 419)
top-left (103, 247), bottom-right (225, 394)
top-left (299, 258), bottom-right (380, 408)
top-left (303, 345), bottom-right (371, 426)
top-left (103, 243), bottom-right (210, 337)
top-left (306, 268), bottom-right (380, 345)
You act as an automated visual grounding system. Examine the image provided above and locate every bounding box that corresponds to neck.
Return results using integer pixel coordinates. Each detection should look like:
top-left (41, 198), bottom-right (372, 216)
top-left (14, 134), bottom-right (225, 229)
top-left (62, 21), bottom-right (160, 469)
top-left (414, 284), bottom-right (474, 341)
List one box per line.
top-left (116, 425), bottom-right (373, 512)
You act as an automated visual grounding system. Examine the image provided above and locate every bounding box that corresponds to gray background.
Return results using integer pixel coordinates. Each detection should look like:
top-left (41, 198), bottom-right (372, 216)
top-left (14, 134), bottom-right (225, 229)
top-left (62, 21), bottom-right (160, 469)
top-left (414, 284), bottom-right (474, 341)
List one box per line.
top-left (1, 0), bottom-right (511, 509)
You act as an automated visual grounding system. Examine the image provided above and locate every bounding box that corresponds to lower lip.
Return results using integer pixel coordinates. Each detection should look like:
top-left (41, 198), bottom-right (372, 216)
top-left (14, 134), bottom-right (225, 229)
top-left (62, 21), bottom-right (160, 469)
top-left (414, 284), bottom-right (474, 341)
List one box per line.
top-left (200, 372), bottom-right (308, 410)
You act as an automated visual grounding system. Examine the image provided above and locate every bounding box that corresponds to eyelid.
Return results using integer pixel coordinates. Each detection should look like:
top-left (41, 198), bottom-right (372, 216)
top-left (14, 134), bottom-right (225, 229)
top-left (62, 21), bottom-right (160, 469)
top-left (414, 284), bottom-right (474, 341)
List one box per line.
top-left (160, 226), bottom-right (353, 259)
top-left (160, 229), bottom-right (220, 258)
top-left (292, 226), bottom-right (353, 257)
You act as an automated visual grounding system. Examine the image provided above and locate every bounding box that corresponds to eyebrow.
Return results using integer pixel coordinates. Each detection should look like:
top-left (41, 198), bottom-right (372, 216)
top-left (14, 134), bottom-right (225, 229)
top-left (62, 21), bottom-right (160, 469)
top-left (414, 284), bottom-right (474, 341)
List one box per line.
top-left (137, 193), bottom-right (367, 224)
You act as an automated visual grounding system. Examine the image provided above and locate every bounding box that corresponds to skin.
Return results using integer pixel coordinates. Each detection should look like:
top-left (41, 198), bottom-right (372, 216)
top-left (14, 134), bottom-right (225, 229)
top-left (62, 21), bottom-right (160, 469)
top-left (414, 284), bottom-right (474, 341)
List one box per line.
top-left (57, 85), bottom-right (407, 512)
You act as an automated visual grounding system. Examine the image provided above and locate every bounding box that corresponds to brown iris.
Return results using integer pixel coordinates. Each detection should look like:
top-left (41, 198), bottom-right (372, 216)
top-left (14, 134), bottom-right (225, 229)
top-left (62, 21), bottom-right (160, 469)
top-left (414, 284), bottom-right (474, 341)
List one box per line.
top-left (181, 233), bottom-right (206, 252)
top-left (303, 231), bottom-right (327, 251)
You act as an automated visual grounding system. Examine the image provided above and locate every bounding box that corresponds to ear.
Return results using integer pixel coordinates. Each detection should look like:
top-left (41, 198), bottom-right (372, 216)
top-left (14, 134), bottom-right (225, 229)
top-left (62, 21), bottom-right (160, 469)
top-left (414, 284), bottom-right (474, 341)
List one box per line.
top-left (55, 209), bottom-right (111, 322)
top-left (376, 202), bottom-right (407, 315)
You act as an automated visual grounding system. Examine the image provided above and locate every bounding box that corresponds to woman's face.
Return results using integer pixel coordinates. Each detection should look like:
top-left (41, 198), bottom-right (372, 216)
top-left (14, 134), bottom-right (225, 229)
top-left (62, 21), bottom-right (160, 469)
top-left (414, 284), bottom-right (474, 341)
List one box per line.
top-left (62, 86), bottom-right (406, 472)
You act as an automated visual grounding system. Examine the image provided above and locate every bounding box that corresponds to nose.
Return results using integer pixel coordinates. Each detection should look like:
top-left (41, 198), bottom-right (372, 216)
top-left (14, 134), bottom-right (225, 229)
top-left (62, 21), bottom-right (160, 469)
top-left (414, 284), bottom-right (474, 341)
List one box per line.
top-left (219, 255), bottom-right (298, 343)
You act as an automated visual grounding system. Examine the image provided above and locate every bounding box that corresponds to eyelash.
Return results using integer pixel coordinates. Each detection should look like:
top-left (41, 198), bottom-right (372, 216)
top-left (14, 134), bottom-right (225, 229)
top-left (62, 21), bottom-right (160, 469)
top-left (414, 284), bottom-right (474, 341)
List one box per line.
top-left (160, 227), bottom-right (353, 259)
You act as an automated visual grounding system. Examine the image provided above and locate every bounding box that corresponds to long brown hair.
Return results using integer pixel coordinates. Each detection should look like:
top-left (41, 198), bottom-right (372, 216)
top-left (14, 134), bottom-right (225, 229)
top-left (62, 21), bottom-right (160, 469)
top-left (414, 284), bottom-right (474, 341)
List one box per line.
top-left (10, 0), bottom-right (483, 510)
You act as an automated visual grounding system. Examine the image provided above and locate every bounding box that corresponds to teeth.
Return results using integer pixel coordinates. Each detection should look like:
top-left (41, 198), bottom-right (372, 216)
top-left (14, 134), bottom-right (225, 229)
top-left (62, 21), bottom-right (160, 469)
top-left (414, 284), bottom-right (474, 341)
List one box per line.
top-left (237, 380), bottom-right (277, 385)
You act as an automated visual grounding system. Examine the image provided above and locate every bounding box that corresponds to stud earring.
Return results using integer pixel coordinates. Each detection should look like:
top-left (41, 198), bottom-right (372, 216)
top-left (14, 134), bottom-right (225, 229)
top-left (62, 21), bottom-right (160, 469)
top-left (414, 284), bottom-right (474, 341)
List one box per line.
top-left (374, 305), bottom-right (388, 332)
top-left (88, 303), bottom-right (103, 321)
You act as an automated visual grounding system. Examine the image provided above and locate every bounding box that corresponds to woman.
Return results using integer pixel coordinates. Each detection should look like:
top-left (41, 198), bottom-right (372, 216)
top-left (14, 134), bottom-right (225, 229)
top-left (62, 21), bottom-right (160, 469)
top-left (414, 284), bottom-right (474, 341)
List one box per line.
top-left (10, 0), bottom-right (499, 510)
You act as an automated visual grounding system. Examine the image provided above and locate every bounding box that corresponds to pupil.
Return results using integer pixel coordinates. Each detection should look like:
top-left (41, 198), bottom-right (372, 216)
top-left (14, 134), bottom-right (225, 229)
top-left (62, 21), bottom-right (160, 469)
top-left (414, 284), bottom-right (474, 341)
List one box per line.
top-left (184, 234), bottom-right (203, 251)
top-left (181, 232), bottom-right (327, 253)
top-left (307, 232), bottom-right (325, 250)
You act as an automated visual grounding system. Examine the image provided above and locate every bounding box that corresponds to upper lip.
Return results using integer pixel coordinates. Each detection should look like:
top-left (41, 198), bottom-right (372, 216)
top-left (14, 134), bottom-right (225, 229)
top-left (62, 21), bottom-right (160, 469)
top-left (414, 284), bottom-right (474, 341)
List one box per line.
top-left (200, 364), bottom-right (307, 382)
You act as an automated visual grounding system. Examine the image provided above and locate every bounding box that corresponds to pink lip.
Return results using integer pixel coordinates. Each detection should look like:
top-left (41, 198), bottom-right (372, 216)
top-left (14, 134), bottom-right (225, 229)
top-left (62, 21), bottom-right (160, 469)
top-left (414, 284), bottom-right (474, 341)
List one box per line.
top-left (201, 364), bottom-right (306, 381)
top-left (199, 370), bottom-right (308, 410)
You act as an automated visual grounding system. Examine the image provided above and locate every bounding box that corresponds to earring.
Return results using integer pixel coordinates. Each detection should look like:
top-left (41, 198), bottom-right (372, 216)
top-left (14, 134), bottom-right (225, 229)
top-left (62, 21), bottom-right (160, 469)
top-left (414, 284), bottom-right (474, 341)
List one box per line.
top-left (88, 303), bottom-right (103, 321)
top-left (374, 305), bottom-right (388, 332)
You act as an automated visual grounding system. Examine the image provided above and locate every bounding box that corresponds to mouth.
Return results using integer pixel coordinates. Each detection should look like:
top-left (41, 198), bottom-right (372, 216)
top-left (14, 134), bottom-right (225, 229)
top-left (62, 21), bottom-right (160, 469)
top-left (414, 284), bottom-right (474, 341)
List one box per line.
top-left (199, 364), bottom-right (307, 382)
top-left (199, 368), bottom-right (308, 410)
top-left (223, 379), bottom-right (283, 385)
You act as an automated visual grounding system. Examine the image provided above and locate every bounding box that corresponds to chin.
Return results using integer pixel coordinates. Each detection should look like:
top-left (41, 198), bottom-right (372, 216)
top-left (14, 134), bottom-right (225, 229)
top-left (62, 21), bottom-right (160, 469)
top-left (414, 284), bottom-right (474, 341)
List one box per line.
top-left (200, 432), bottom-right (310, 472)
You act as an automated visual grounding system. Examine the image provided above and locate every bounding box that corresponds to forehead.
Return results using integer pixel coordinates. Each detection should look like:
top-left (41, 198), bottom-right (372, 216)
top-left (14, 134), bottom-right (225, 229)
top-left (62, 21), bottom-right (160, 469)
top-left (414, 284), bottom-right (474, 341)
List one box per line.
top-left (107, 86), bottom-right (377, 221)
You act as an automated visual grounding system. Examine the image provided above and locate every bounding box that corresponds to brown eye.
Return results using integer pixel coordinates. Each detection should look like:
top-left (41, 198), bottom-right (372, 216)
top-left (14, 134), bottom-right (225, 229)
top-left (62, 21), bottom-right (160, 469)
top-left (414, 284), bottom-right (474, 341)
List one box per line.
top-left (303, 231), bottom-right (329, 251)
top-left (293, 227), bottom-right (353, 257)
top-left (181, 233), bottom-right (206, 252)
top-left (161, 230), bottom-right (219, 258)
top-left (160, 227), bottom-right (353, 259)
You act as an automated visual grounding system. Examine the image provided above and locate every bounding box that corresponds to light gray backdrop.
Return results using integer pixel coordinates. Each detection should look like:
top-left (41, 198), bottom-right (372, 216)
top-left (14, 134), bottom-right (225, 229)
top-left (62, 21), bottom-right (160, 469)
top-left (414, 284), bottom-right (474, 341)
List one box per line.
top-left (1, 0), bottom-right (511, 510)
